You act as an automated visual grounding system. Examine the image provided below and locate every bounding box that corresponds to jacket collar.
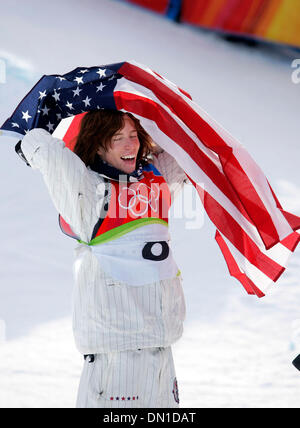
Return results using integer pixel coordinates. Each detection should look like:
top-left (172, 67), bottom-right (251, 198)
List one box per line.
top-left (89, 155), bottom-right (145, 182)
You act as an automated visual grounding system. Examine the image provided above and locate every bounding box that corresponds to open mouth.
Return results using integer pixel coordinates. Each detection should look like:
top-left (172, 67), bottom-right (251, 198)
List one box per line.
top-left (120, 155), bottom-right (136, 163)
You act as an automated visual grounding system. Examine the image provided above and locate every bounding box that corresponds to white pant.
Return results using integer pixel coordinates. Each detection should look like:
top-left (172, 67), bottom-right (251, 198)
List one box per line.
top-left (76, 347), bottom-right (179, 408)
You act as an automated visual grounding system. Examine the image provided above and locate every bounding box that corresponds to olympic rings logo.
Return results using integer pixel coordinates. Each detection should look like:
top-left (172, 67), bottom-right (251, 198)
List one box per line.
top-left (118, 182), bottom-right (160, 217)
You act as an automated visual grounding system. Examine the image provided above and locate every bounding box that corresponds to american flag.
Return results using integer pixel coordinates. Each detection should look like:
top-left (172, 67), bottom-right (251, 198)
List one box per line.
top-left (1, 60), bottom-right (299, 297)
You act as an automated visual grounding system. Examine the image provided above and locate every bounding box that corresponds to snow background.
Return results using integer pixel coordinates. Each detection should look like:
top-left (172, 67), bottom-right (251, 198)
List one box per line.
top-left (0, 0), bottom-right (300, 408)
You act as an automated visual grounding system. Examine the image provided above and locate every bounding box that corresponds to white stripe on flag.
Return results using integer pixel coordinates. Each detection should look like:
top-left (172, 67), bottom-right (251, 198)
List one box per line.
top-left (115, 79), bottom-right (222, 170)
top-left (219, 232), bottom-right (276, 294)
top-left (53, 116), bottom-right (74, 140)
top-left (129, 113), bottom-right (292, 269)
top-left (163, 74), bottom-right (293, 241)
top-left (127, 61), bottom-right (294, 243)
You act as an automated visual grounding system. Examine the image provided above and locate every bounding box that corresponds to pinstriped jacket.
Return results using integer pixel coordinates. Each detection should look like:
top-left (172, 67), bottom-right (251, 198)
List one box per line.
top-left (21, 128), bottom-right (187, 354)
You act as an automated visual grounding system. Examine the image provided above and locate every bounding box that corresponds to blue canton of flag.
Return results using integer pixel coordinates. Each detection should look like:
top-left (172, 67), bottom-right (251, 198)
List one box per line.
top-left (0, 63), bottom-right (124, 139)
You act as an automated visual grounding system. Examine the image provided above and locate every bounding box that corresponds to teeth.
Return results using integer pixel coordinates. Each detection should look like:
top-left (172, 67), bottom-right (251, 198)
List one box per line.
top-left (121, 155), bottom-right (135, 160)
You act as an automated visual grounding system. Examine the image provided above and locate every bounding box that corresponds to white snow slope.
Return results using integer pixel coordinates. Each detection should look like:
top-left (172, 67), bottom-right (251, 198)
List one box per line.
top-left (0, 0), bottom-right (300, 408)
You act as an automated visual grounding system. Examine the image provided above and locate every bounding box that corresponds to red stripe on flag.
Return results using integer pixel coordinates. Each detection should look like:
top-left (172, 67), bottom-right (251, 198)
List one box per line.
top-left (118, 62), bottom-right (283, 249)
top-left (114, 90), bottom-right (252, 222)
top-left (279, 209), bottom-right (300, 233)
top-left (195, 182), bottom-right (285, 282)
top-left (114, 90), bottom-right (286, 281)
top-left (280, 231), bottom-right (300, 252)
top-left (178, 87), bottom-right (192, 100)
top-left (215, 230), bottom-right (265, 298)
top-left (63, 112), bottom-right (86, 150)
top-left (151, 69), bottom-right (192, 100)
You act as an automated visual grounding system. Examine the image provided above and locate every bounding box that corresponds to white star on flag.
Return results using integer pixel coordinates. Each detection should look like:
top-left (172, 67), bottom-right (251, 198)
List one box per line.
top-left (72, 87), bottom-right (82, 97)
top-left (96, 68), bottom-right (106, 78)
top-left (39, 90), bottom-right (47, 100)
top-left (41, 105), bottom-right (50, 116)
top-left (74, 76), bottom-right (84, 85)
top-left (96, 82), bottom-right (106, 92)
top-left (82, 95), bottom-right (92, 107)
top-left (46, 122), bottom-right (54, 132)
top-left (11, 122), bottom-right (20, 128)
top-left (79, 69), bottom-right (88, 74)
top-left (52, 90), bottom-right (60, 102)
top-left (66, 101), bottom-right (74, 110)
top-left (22, 110), bottom-right (32, 122)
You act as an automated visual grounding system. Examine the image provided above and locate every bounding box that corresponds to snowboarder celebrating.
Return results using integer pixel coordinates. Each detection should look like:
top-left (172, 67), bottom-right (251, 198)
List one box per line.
top-left (19, 109), bottom-right (187, 408)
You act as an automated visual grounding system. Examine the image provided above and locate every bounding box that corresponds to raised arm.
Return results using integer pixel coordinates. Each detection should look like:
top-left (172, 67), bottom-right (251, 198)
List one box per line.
top-left (20, 128), bottom-right (102, 242)
top-left (152, 149), bottom-right (188, 204)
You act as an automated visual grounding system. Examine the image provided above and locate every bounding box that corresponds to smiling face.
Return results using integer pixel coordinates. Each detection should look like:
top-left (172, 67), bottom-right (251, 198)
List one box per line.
top-left (97, 115), bottom-right (141, 174)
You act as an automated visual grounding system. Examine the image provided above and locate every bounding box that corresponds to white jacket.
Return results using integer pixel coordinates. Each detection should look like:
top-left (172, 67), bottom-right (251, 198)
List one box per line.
top-left (21, 128), bottom-right (187, 354)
